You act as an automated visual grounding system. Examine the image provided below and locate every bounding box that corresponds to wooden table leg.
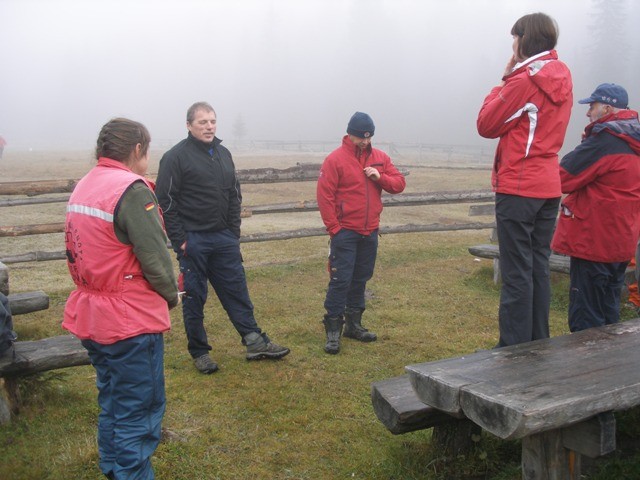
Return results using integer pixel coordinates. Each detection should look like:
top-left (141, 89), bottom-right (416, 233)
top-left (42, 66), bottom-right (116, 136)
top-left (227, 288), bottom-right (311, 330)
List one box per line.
top-left (522, 429), bottom-right (580, 480)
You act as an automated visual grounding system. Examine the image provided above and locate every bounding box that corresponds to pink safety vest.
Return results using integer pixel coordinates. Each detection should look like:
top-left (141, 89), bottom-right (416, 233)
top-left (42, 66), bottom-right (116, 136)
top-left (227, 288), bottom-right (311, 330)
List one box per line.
top-left (63, 157), bottom-right (170, 344)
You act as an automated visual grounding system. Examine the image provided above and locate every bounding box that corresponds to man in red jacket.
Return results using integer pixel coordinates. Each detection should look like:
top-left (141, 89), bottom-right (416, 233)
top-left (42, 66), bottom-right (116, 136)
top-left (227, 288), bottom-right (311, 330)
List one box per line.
top-left (552, 83), bottom-right (640, 331)
top-left (317, 112), bottom-right (406, 354)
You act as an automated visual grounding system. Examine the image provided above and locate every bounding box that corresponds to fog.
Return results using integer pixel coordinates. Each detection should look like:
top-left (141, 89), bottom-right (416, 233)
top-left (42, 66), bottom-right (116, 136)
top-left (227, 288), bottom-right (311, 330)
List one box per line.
top-left (1, 0), bottom-right (639, 152)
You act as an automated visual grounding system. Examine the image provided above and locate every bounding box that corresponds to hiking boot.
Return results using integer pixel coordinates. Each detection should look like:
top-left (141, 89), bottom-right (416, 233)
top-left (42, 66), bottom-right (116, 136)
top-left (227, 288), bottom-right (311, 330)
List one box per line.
top-left (244, 332), bottom-right (290, 360)
top-left (323, 315), bottom-right (344, 354)
top-left (193, 354), bottom-right (219, 374)
top-left (343, 308), bottom-right (377, 342)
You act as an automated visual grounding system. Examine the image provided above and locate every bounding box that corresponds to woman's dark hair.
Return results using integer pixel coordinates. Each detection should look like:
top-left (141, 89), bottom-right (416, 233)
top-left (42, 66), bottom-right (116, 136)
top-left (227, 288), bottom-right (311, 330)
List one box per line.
top-left (95, 118), bottom-right (151, 162)
top-left (511, 12), bottom-right (558, 59)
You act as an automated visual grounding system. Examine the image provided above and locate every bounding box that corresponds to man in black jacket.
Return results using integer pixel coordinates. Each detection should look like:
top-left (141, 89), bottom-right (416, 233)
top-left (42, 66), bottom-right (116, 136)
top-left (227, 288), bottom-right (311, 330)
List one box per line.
top-left (156, 102), bottom-right (289, 374)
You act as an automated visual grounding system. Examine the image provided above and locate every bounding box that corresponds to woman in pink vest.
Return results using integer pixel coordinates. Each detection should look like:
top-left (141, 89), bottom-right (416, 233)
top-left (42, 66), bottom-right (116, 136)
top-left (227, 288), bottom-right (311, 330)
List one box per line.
top-left (63, 118), bottom-right (180, 480)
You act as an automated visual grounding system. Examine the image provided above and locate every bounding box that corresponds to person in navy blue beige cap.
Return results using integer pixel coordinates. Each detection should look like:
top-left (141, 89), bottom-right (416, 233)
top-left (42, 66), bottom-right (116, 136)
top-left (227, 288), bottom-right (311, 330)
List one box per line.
top-left (552, 83), bottom-right (640, 331)
top-left (316, 112), bottom-right (406, 354)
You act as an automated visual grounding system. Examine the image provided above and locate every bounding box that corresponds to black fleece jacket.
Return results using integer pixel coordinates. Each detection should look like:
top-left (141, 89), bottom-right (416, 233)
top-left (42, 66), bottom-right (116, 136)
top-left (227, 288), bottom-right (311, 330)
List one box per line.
top-left (155, 134), bottom-right (242, 251)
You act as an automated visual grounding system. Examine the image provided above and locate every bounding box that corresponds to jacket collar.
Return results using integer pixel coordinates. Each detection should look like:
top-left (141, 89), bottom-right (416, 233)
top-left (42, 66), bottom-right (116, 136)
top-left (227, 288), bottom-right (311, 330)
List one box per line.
top-left (507, 50), bottom-right (557, 78)
top-left (187, 132), bottom-right (222, 152)
top-left (585, 109), bottom-right (640, 153)
top-left (341, 134), bottom-right (372, 158)
top-left (97, 157), bottom-right (134, 172)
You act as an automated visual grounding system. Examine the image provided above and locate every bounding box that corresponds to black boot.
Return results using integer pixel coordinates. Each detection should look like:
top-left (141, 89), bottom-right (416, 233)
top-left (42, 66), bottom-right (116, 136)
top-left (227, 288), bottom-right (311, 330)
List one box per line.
top-left (343, 308), bottom-right (377, 342)
top-left (323, 315), bottom-right (344, 354)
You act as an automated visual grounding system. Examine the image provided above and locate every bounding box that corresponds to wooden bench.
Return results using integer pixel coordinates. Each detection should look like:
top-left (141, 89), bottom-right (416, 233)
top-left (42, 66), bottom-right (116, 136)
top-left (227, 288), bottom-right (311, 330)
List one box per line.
top-left (401, 318), bottom-right (640, 479)
top-left (469, 244), bottom-right (635, 288)
top-left (467, 204), bottom-right (635, 284)
top-left (0, 261), bottom-right (89, 424)
top-left (1, 262), bottom-right (50, 315)
top-left (371, 374), bottom-right (480, 454)
top-left (7, 291), bottom-right (50, 315)
top-left (468, 203), bottom-right (574, 282)
top-left (469, 243), bottom-right (571, 274)
top-left (0, 335), bottom-right (90, 423)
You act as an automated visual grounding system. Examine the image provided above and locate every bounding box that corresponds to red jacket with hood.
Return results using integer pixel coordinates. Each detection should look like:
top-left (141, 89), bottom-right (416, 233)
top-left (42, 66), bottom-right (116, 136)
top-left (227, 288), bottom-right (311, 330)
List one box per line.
top-left (63, 158), bottom-right (171, 344)
top-left (317, 136), bottom-right (406, 236)
top-left (552, 109), bottom-right (640, 262)
top-left (477, 50), bottom-right (573, 198)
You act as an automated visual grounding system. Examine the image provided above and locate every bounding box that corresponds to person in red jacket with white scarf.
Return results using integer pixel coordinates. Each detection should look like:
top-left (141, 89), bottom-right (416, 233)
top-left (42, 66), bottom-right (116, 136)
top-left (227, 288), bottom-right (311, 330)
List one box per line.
top-left (552, 83), bottom-right (640, 332)
top-left (477, 13), bottom-right (573, 347)
top-left (317, 112), bottom-right (406, 354)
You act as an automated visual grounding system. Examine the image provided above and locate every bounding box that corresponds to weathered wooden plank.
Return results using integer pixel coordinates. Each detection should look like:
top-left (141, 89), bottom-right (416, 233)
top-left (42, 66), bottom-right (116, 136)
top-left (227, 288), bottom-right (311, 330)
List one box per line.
top-left (407, 348), bottom-right (499, 415)
top-left (0, 221), bottom-right (497, 264)
top-left (0, 335), bottom-right (90, 377)
top-left (562, 412), bottom-right (616, 458)
top-left (0, 262), bottom-right (7, 295)
top-left (7, 291), bottom-right (49, 315)
top-left (236, 164), bottom-right (409, 183)
top-left (0, 165), bottom-right (336, 196)
top-left (371, 375), bottom-right (460, 434)
top-left (468, 203), bottom-right (495, 216)
top-left (468, 244), bottom-right (571, 274)
top-left (0, 195), bottom-right (70, 207)
top-left (0, 179), bottom-right (79, 196)
top-left (522, 429), bottom-right (580, 480)
top-left (407, 320), bottom-right (640, 440)
top-left (245, 190), bottom-right (495, 216)
top-left (0, 222), bottom-right (65, 237)
top-left (0, 251), bottom-right (67, 264)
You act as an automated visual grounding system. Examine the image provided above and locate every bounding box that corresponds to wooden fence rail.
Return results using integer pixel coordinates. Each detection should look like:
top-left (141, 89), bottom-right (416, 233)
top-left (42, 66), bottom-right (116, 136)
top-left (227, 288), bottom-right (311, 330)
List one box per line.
top-left (0, 191), bottom-right (494, 238)
top-left (0, 221), bottom-right (496, 265)
top-left (0, 164), bottom-right (325, 197)
top-left (1, 166), bottom-right (496, 264)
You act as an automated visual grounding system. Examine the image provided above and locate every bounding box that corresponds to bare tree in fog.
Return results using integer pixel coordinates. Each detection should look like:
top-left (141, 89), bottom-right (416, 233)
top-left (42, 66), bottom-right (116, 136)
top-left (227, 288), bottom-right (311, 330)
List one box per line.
top-left (232, 114), bottom-right (248, 147)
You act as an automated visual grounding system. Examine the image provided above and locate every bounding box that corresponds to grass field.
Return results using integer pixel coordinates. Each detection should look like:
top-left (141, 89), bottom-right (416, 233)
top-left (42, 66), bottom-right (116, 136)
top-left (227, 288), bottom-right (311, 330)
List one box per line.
top-left (2, 149), bottom-right (640, 479)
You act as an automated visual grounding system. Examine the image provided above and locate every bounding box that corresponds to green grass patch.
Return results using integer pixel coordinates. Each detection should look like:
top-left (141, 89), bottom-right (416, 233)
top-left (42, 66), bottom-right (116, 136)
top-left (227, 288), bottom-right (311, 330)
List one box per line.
top-left (1, 232), bottom-right (639, 479)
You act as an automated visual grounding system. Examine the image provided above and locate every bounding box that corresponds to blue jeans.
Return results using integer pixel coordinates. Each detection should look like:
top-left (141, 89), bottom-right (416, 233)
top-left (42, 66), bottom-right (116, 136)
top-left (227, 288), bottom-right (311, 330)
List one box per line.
top-left (82, 333), bottom-right (165, 480)
top-left (179, 229), bottom-right (261, 358)
top-left (568, 257), bottom-right (628, 332)
top-left (324, 229), bottom-right (378, 317)
top-left (495, 194), bottom-right (560, 346)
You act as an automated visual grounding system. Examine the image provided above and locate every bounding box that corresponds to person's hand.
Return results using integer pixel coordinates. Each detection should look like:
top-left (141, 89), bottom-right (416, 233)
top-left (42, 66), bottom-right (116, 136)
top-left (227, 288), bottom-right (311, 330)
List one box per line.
top-left (170, 292), bottom-right (183, 310)
top-left (180, 241), bottom-right (187, 251)
top-left (502, 55), bottom-right (517, 80)
top-left (364, 167), bottom-right (381, 181)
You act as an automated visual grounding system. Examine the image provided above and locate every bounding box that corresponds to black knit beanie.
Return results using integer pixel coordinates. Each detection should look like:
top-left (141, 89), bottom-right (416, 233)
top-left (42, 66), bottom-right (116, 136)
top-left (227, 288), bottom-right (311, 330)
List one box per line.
top-left (347, 112), bottom-right (375, 138)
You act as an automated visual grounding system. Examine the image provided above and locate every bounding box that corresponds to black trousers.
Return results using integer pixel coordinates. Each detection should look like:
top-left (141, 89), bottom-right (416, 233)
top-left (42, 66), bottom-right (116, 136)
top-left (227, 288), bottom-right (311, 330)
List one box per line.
top-left (495, 194), bottom-right (560, 347)
top-left (568, 257), bottom-right (628, 332)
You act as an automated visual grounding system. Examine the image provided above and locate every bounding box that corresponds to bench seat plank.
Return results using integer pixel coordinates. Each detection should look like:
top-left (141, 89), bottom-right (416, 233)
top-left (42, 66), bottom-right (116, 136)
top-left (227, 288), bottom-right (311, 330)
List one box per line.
top-left (7, 291), bottom-right (50, 315)
top-left (469, 244), bottom-right (571, 274)
top-left (407, 319), bottom-right (640, 440)
top-left (371, 375), bottom-right (461, 434)
top-left (0, 335), bottom-right (90, 377)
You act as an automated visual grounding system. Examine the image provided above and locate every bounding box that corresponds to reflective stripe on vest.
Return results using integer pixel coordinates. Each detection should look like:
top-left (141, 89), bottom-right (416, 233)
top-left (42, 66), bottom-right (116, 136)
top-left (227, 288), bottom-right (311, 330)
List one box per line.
top-left (67, 204), bottom-right (114, 223)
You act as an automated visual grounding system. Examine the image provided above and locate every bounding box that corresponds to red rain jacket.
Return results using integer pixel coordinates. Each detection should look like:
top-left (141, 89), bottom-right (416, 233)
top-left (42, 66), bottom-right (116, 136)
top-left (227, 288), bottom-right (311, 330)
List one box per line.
top-left (317, 136), bottom-right (406, 236)
top-left (477, 50), bottom-right (573, 198)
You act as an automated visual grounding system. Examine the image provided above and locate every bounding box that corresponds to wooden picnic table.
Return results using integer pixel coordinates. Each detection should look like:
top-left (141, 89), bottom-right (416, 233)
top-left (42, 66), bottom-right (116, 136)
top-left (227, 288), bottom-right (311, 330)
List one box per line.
top-left (406, 319), bottom-right (640, 479)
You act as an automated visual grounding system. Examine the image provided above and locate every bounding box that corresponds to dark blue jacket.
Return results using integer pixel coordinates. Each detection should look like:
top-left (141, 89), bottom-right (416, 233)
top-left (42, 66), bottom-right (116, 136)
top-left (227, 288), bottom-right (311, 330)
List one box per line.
top-left (552, 110), bottom-right (640, 262)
